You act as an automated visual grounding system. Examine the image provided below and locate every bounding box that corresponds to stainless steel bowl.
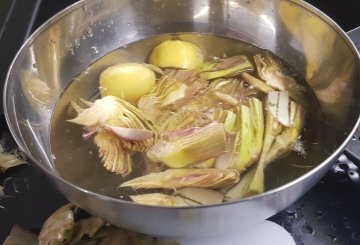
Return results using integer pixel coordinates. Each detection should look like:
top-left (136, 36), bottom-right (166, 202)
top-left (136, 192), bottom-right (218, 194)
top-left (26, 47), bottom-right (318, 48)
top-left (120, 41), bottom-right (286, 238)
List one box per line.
top-left (4, 0), bottom-right (360, 237)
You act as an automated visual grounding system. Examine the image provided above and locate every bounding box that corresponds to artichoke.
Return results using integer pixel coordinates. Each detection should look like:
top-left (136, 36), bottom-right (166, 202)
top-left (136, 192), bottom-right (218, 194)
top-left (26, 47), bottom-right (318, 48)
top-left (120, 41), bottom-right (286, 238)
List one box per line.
top-left (120, 168), bottom-right (240, 189)
top-left (68, 96), bottom-right (158, 176)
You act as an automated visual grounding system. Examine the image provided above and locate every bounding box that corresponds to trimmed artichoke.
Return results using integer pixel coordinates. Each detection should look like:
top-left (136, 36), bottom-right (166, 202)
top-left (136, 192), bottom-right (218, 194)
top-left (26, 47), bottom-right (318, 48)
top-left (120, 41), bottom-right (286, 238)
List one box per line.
top-left (130, 187), bottom-right (223, 206)
top-left (147, 123), bottom-right (228, 168)
top-left (68, 96), bottom-right (158, 176)
top-left (138, 74), bottom-right (208, 125)
top-left (120, 168), bottom-right (240, 189)
top-left (254, 53), bottom-right (304, 97)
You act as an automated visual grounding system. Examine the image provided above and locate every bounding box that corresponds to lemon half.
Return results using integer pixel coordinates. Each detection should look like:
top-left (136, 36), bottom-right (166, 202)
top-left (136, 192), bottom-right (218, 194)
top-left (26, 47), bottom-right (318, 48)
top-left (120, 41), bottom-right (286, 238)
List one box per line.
top-left (149, 40), bottom-right (204, 70)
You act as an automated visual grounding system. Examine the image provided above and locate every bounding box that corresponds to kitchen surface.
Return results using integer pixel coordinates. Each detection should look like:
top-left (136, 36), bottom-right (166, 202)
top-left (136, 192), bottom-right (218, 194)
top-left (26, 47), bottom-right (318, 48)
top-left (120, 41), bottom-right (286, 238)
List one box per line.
top-left (0, 0), bottom-right (360, 244)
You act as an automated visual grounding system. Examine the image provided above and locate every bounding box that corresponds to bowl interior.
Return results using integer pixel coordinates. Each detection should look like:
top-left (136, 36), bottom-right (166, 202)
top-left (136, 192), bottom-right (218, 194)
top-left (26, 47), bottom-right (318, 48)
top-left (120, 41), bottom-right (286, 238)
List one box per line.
top-left (4, 0), bottom-right (360, 218)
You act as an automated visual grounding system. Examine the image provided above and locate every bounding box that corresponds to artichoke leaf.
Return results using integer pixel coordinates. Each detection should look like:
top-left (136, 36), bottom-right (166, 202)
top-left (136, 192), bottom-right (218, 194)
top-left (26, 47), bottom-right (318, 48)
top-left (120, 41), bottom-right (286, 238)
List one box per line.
top-left (214, 133), bottom-right (237, 169)
top-left (265, 101), bottom-right (305, 164)
top-left (254, 53), bottom-right (305, 103)
top-left (143, 63), bottom-right (165, 75)
top-left (120, 168), bottom-right (240, 189)
top-left (176, 187), bottom-right (224, 205)
top-left (224, 167), bottom-right (256, 201)
top-left (38, 203), bottom-right (77, 245)
top-left (232, 105), bottom-right (253, 171)
top-left (249, 97), bottom-right (265, 160)
top-left (3, 225), bottom-right (38, 245)
top-left (199, 55), bottom-right (254, 80)
top-left (223, 110), bottom-right (237, 133)
top-left (160, 110), bottom-right (212, 132)
top-left (209, 78), bottom-right (253, 102)
top-left (94, 131), bottom-right (133, 176)
top-left (68, 96), bottom-right (120, 127)
top-left (70, 217), bottom-right (106, 243)
top-left (191, 158), bottom-right (215, 168)
top-left (241, 72), bottom-right (274, 94)
top-left (147, 123), bottom-right (228, 168)
top-left (69, 96), bottom-right (158, 151)
top-left (131, 187), bottom-right (223, 206)
top-left (106, 125), bottom-right (154, 141)
top-left (254, 53), bottom-right (303, 92)
top-left (267, 90), bottom-right (290, 127)
top-left (137, 75), bottom-right (191, 124)
top-left (131, 193), bottom-right (177, 206)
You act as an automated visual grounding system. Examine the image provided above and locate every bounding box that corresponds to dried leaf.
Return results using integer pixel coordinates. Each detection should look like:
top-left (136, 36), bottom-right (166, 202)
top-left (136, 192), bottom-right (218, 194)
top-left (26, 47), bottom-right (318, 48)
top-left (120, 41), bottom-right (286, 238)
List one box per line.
top-left (0, 146), bottom-right (26, 173)
top-left (3, 225), bottom-right (38, 245)
top-left (38, 203), bottom-right (77, 245)
top-left (70, 217), bottom-right (106, 244)
top-left (95, 226), bottom-right (147, 245)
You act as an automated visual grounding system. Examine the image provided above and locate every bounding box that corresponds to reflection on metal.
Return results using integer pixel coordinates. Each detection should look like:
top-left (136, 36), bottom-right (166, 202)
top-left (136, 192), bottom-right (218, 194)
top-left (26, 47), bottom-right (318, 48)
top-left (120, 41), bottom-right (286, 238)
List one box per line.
top-left (26, 119), bottom-right (52, 167)
top-left (260, 14), bottom-right (276, 33)
top-left (193, 6), bottom-right (209, 19)
top-left (279, 1), bottom-right (357, 130)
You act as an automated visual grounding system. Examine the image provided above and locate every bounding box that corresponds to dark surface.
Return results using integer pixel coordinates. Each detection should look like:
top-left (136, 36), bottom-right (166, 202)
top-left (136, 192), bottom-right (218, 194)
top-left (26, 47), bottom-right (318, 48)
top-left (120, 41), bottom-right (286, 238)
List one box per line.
top-left (0, 0), bottom-right (360, 244)
top-left (0, 0), bottom-right (42, 114)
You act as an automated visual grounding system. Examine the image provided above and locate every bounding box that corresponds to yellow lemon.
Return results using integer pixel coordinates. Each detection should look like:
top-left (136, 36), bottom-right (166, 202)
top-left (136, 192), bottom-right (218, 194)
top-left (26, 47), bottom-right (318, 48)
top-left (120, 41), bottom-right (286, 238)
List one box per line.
top-left (149, 40), bottom-right (204, 70)
top-left (99, 63), bottom-right (156, 105)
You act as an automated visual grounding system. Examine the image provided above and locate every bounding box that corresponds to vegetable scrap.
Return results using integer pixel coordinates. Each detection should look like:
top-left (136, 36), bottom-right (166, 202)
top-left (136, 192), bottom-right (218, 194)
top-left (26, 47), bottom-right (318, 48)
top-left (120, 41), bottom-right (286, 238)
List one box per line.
top-left (0, 145), bottom-right (26, 173)
top-left (4, 203), bottom-right (180, 245)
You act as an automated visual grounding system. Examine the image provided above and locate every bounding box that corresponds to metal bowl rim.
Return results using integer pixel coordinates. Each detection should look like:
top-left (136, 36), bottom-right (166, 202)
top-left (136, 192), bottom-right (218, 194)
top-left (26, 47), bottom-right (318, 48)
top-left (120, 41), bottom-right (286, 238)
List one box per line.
top-left (3, 0), bottom-right (360, 210)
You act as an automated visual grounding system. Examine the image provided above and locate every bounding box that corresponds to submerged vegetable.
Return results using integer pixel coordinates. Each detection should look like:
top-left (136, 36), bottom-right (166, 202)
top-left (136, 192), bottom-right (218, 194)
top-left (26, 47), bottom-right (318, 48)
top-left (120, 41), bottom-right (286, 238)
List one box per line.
top-left (99, 63), bottom-right (156, 105)
top-left (255, 53), bottom-right (300, 92)
top-left (254, 53), bottom-right (305, 103)
top-left (199, 55), bottom-right (254, 80)
top-left (120, 168), bottom-right (240, 189)
top-left (64, 38), bottom-right (310, 205)
top-left (131, 187), bottom-right (224, 206)
top-left (149, 40), bottom-right (204, 70)
top-left (138, 71), bottom-right (208, 125)
top-left (267, 90), bottom-right (290, 127)
top-left (68, 96), bottom-right (158, 176)
top-left (147, 123), bottom-right (228, 168)
top-left (246, 100), bottom-right (304, 196)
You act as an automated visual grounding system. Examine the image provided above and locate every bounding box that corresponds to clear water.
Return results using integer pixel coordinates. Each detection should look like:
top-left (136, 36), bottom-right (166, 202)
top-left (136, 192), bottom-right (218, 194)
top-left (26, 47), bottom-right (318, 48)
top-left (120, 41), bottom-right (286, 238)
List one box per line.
top-left (50, 33), bottom-right (324, 200)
